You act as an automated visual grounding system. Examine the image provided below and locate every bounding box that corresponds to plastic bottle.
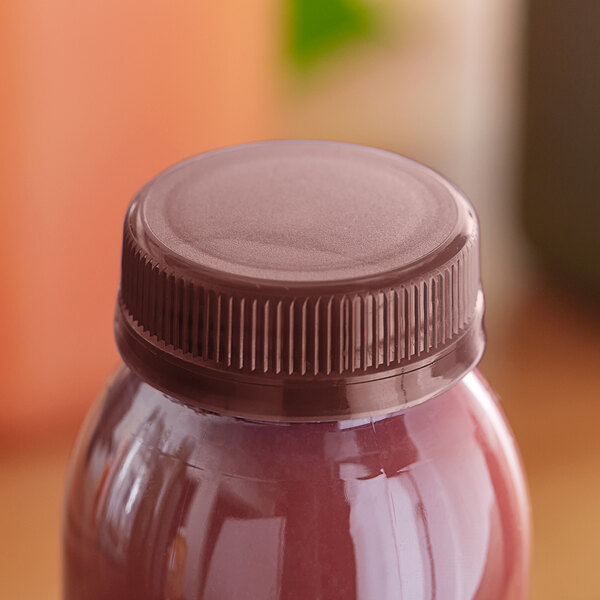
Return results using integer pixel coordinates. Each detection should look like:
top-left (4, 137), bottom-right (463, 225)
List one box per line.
top-left (63, 141), bottom-right (530, 599)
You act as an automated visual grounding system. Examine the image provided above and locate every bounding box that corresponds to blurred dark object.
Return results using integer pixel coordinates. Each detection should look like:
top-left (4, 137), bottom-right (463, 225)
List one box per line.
top-left (521, 0), bottom-right (600, 296)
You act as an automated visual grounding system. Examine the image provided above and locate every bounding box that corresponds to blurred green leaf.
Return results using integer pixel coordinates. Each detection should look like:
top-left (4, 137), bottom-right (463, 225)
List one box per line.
top-left (286, 0), bottom-right (381, 70)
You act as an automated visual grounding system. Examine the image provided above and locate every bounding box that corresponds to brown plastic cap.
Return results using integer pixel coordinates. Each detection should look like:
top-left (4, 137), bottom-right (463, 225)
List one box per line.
top-left (115, 141), bottom-right (485, 420)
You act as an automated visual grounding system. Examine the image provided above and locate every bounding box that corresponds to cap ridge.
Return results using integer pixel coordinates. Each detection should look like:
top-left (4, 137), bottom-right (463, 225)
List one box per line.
top-left (119, 225), bottom-right (480, 379)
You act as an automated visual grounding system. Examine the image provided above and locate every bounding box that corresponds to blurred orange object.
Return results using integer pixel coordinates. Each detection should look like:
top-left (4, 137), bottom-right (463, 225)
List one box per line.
top-left (0, 1), bottom-right (276, 442)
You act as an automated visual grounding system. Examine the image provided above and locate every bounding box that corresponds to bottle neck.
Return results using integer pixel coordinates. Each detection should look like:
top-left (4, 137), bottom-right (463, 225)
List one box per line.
top-left (115, 303), bottom-right (485, 422)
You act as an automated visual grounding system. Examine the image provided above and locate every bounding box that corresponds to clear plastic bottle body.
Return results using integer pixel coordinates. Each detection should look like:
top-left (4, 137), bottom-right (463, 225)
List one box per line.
top-left (62, 366), bottom-right (530, 600)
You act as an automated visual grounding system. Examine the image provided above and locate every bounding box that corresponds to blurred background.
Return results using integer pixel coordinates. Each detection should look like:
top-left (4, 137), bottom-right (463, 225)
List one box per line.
top-left (1, 1), bottom-right (599, 598)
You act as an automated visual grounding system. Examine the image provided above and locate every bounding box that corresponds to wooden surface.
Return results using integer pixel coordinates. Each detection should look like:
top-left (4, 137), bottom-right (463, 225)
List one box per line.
top-left (1, 282), bottom-right (599, 599)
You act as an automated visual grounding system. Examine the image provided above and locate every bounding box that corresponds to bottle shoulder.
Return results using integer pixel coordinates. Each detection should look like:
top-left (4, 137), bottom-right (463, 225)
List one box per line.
top-left (79, 365), bottom-right (507, 482)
